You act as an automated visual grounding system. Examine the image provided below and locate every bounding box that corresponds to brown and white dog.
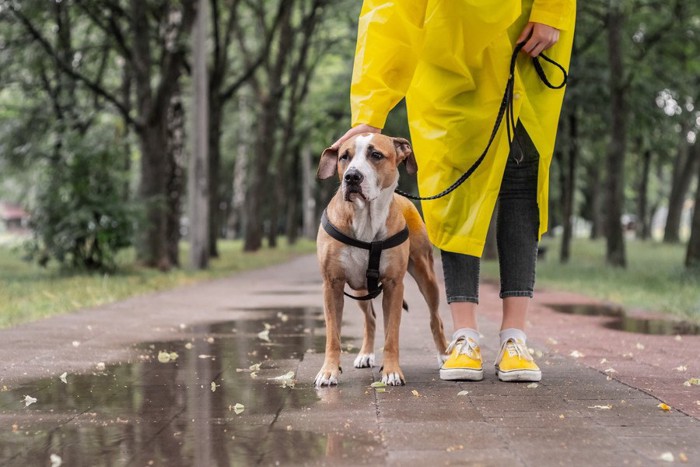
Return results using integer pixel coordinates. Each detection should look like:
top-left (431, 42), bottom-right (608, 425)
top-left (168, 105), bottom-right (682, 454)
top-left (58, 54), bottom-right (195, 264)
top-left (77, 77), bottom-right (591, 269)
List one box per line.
top-left (315, 133), bottom-right (448, 387)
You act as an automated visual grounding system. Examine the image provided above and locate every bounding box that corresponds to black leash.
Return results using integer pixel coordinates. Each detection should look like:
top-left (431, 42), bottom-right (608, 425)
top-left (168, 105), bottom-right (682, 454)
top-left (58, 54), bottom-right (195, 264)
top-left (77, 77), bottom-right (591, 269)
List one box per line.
top-left (395, 41), bottom-right (568, 201)
top-left (321, 209), bottom-right (409, 307)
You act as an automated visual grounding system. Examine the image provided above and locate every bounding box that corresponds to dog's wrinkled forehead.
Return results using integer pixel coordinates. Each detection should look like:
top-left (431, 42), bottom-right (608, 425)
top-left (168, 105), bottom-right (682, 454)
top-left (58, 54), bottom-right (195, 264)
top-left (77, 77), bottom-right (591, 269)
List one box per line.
top-left (340, 133), bottom-right (398, 161)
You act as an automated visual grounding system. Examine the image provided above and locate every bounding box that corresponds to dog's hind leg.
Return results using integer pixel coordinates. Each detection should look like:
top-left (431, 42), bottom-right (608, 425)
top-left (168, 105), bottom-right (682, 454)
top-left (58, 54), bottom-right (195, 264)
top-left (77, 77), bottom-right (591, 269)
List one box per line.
top-left (408, 251), bottom-right (449, 362)
top-left (354, 297), bottom-right (376, 368)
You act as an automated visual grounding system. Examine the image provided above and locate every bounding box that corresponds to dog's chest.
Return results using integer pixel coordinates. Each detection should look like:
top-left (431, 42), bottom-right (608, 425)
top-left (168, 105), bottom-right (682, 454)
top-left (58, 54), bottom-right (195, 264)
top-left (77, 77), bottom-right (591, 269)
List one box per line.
top-left (340, 219), bottom-right (389, 290)
top-left (340, 245), bottom-right (390, 290)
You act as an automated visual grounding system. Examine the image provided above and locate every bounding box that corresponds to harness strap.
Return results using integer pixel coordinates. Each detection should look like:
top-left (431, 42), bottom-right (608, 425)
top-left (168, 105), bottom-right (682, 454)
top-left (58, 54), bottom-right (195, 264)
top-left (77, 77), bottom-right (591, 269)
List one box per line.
top-left (321, 209), bottom-right (409, 304)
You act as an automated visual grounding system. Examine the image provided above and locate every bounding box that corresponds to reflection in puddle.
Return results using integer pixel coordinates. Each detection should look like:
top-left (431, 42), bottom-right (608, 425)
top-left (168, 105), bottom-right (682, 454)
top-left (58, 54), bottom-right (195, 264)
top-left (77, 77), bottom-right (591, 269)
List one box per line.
top-left (548, 304), bottom-right (700, 336)
top-left (0, 307), bottom-right (378, 466)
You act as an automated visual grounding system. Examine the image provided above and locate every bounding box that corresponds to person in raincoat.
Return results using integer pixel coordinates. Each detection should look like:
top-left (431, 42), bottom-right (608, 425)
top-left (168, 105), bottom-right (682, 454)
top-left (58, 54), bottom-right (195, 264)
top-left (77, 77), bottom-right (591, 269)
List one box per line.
top-left (331, 0), bottom-right (575, 382)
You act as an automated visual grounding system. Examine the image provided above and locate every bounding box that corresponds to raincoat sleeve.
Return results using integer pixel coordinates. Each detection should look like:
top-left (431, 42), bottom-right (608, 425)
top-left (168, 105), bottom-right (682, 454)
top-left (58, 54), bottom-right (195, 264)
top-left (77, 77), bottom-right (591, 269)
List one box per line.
top-left (529, 0), bottom-right (575, 31)
top-left (350, 0), bottom-right (427, 129)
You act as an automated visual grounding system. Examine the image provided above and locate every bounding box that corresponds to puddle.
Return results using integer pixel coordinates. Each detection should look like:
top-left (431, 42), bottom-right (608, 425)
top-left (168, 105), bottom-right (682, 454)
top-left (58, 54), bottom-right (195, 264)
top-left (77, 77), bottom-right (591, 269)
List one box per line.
top-left (547, 303), bottom-right (624, 318)
top-left (0, 307), bottom-right (377, 466)
top-left (604, 316), bottom-right (700, 335)
top-left (548, 304), bottom-right (700, 335)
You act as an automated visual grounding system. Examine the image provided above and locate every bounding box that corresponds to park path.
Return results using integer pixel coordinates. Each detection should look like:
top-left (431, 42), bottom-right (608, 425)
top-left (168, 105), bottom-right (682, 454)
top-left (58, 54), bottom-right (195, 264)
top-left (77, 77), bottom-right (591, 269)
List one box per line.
top-left (0, 254), bottom-right (699, 466)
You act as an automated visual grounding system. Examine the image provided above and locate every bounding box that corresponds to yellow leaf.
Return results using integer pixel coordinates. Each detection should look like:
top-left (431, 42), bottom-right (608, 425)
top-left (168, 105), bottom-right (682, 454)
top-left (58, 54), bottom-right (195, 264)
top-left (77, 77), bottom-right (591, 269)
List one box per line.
top-left (411, 390), bottom-right (420, 397)
top-left (658, 402), bottom-right (671, 412)
top-left (370, 381), bottom-right (387, 388)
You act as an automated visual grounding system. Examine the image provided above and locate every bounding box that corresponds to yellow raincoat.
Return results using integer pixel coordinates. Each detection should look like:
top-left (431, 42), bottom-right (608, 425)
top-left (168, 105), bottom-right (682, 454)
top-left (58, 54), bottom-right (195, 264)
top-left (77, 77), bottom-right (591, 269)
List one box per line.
top-left (351, 0), bottom-right (575, 256)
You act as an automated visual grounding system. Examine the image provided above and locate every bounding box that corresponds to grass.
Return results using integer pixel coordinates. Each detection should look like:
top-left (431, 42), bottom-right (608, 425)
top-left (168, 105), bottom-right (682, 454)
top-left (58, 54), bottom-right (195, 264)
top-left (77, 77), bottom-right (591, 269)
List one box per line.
top-left (481, 237), bottom-right (700, 321)
top-left (0, 238), bottom-right (316, 329)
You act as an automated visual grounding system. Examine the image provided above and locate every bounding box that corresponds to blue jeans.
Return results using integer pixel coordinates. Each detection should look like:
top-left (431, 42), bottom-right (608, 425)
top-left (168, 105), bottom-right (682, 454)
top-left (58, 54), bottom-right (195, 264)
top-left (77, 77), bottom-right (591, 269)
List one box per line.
top-left (441, 124), bottom-right (540, 304)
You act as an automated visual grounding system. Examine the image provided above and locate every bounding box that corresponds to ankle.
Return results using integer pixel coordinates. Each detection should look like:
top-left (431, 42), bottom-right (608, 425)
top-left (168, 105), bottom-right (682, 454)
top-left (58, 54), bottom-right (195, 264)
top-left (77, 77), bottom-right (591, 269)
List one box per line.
top-left (499, 328), bottom-right (527, 346)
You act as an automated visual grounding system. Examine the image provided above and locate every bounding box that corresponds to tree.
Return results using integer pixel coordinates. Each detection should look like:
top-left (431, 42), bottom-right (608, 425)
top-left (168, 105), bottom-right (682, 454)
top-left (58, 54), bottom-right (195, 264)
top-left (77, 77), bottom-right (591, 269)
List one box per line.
top-left (9, 0), bottom-right (197, 270)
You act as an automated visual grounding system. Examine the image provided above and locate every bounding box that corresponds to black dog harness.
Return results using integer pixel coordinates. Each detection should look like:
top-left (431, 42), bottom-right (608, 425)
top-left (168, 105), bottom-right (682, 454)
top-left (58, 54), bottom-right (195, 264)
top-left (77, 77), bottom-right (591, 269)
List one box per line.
top-left (321, 209), bottom-right (409, 303)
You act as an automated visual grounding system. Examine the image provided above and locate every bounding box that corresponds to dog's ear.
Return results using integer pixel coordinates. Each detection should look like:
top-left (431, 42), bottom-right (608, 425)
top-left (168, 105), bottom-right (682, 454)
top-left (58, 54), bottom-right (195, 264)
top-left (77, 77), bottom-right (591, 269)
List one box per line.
top-left (393, 137), bottom-right (417, 175)
top-left (317, 147), bottom-right (338, 179)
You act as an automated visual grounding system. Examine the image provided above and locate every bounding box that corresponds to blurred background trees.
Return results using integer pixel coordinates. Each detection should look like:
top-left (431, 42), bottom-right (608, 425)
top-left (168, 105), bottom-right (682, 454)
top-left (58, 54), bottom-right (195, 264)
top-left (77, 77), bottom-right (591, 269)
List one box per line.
top-left (0, 0), bottom-right (698, 273)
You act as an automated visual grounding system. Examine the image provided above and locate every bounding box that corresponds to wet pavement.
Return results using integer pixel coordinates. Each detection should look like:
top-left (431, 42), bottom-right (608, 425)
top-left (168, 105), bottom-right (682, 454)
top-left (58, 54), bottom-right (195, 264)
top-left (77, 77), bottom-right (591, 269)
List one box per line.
top-left (1, 255), bottom-right (700, 466)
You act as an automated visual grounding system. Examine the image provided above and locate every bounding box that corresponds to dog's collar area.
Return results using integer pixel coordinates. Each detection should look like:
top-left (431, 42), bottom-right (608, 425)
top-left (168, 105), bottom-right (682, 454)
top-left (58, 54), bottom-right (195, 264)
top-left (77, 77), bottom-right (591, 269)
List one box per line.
top-left (321, 209), bottom-right (409, 305)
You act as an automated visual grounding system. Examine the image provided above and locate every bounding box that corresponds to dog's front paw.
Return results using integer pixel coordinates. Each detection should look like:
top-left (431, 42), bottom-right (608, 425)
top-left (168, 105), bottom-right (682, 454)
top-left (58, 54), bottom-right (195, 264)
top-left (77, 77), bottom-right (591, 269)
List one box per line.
top-left (314, 365), bottom-right (342, 387)
top-left (353, 352), bottom-right (375, 368)
top-left (381, 365), bottom-right (405, 386)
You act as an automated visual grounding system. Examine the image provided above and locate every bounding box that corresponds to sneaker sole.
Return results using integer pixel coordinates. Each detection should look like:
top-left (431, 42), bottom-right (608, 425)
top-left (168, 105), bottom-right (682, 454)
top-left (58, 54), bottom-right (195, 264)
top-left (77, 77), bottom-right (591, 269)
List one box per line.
top-left (497, 368), bottom-right (542, 382)
top-left (440, 368), bottom-right (484, 381)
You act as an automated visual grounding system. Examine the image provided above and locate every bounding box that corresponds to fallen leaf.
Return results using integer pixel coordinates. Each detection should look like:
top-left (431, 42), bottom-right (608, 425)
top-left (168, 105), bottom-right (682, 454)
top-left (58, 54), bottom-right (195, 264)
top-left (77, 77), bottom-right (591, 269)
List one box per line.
top-left (23, 395), bottom-right (37, 407)
top-left (569, 350), bottom-right (585, 358)
top-left (269, 371), bottom-right (296, 388)
top-left (604, 368), bottom-right (617, 374)
top-left (50, 454), bottom-right (62, 467)
top-left (263, 322), bottom-right (273, 330)
top-left (96, 362), bottom-right (106, 371)
top-left (211, 382), bottom-right (219, 392)
top-left (457, 390), bottom-right (469, 396)
top-left (635, 342), bottom-right (645, 350)
top-left (658, 402), bottom-right (671, 412)
top-left (527, 383), bottom-right (539, 389)
top-left (375, 388), bottom-right (386, 393)
top-left (674, 365), bottom-right (687, 372)
top-left (558, 414), bottom-right (565, 419)
top-left (675, 335), bottom-right (682, 341)
top-left (232, 403), bottom-right (244, 415)
top-left (184, 343), bottom-right (193, 350)
top-left (370, 381), bottom-right (387, 388)
top-left (622, 352), bottom-right (634, 358)
top-left (206, 337), bottom-right (215, 344)
top-left (72, 341), bottom-right (80, 347)
top-left (679, 452), bottom-right (688, 463)
top-left (169, 352), bottom-right (179, 361)
top-left (157, 351), bottom-right (171, 363)
top-left (588, 404), bottom-right (612, 410)
top-left (59, 372), bottom-right (67, 384)
top-left (547, 337), bottom-right (559, 345)
top-left (411, 390), bottom-right (420, 397)
top-left (257, 329), bottom-right (271, 342)
top-left (198, 354), bottom-right (214, 359)
top-left (659, 452), bottom-right (674, 462)
top-left (684, 378), bottom-right (700, 386)
top-left (249, 363), bottom-right (261, 372)
top-left (600, 358), bottom-right (608, 364)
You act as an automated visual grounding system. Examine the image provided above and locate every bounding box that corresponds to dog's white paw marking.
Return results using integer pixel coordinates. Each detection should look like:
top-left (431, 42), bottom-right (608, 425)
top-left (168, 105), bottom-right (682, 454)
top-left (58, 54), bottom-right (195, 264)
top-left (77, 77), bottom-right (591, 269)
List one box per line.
top-left (381, 371), bottom-right (404, 386)
top-left (314, 368), bottom-right (340, 387)
top-left (354, 353), bottom-right (375, 368)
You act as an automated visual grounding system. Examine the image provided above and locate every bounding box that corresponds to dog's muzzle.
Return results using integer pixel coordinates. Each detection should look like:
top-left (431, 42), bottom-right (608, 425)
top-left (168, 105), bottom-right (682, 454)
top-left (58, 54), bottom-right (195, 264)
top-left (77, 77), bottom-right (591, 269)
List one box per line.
top-left (343, 169), bottom-right (366, 201)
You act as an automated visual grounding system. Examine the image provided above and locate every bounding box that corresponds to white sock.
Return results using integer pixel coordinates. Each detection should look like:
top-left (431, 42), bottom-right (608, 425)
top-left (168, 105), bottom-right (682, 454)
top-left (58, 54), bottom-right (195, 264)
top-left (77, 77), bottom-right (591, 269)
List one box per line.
top-left (452, 328), bottom-right (480, 344)
top-left (500, 328), bottom-right (527, 346)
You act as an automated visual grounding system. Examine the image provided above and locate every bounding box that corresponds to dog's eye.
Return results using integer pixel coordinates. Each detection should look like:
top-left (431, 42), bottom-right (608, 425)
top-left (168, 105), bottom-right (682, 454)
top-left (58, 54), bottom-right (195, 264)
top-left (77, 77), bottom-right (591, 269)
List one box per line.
top-left (370, 151), bottom-right (384, 160)
top-left (339, 152), bottom-right (349, 161)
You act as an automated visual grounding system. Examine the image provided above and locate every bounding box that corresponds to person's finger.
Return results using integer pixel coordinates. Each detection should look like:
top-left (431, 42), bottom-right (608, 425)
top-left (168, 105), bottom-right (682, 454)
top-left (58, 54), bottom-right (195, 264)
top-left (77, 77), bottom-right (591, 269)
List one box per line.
top-left (529, 42), bottom-right (547, 57)
top-left (517, 22), bottom-right (534, 44)
top-left (523, 38), bottom-right (541, 55)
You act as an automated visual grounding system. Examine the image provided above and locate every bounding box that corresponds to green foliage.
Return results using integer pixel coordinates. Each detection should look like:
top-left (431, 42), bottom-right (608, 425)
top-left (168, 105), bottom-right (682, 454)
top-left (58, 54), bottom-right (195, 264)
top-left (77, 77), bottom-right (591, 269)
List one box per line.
top-left (26, 128), bottom-right (135, 272)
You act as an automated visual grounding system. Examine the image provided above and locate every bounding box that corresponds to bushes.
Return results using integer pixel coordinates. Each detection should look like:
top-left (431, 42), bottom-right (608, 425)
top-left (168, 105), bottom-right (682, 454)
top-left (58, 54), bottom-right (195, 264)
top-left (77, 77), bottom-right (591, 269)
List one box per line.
top-left (26, 129), bottom-right (136, 271)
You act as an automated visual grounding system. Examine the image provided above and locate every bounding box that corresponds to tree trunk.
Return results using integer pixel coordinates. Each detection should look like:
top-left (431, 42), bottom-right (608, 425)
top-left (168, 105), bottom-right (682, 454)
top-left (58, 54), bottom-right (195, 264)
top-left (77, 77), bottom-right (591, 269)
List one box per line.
top-left (137, 121), bottom-right (171, 269)
top-left (604, 6), bottom-right (627, 267)
top-left (228, 96), bottom-right (249, 238)
top-left (301, 145), bottom-right (317, 239)
top-left (207, 92), bottom-right (223, 257)
top-left (165, 91), bottom-right (186, 268)
top-left (560, 110), bottom-right (578, 263)
top-left (685, 144), bottom-right (700, 268)
top-left (664, 129), bottom-right (698, 243)
top-left (636, 147), bottom-right (652, 240)
top-left (189, 0), bottom-right (210, 269)
top-left (588, 160), bottom-right (603, 240)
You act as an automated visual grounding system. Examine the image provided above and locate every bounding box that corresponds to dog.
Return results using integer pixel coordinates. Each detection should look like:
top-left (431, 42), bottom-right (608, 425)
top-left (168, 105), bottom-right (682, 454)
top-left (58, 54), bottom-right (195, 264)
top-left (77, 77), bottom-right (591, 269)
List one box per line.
top-left (314, 133), bottom-right (448, 387)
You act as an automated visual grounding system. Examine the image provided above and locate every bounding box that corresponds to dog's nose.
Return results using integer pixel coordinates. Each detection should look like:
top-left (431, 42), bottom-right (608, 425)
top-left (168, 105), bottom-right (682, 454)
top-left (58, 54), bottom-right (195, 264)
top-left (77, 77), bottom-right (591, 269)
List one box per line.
top-left (344, 169), bottom-right (364, 184)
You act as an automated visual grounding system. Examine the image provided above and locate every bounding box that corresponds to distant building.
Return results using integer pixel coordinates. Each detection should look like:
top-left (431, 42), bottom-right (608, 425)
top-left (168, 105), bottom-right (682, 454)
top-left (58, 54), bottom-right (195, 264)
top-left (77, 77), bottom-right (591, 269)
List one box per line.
top-left (0, 202), bottom-right (29, 232)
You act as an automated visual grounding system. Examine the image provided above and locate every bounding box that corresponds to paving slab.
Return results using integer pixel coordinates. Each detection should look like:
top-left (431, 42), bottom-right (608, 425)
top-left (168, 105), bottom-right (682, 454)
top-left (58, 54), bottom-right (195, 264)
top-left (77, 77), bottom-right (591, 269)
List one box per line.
top-left (0, 254), bottom-right (699, 466)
